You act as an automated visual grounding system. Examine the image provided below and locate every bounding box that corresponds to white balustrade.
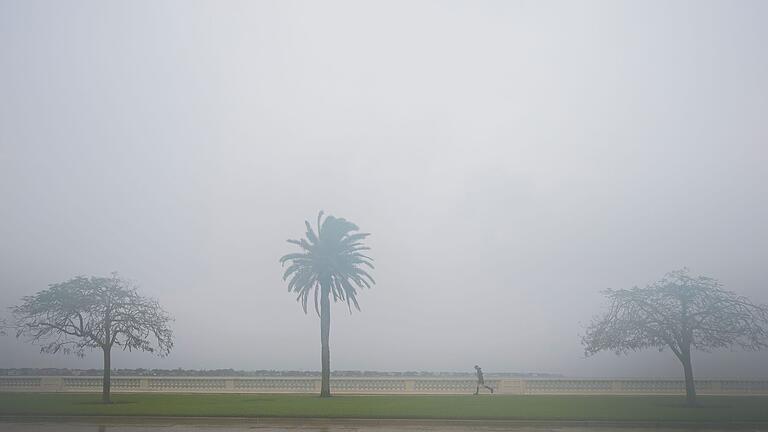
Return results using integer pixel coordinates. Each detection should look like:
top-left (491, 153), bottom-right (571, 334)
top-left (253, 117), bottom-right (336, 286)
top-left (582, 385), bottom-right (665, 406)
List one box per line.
top-left (1, 376), bottom-right (766, 395)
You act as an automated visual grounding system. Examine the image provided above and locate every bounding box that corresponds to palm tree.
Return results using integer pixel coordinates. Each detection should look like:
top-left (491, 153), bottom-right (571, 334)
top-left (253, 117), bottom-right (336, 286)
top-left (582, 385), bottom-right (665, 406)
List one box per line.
top-left (280, 211), bottom-right (375, 397)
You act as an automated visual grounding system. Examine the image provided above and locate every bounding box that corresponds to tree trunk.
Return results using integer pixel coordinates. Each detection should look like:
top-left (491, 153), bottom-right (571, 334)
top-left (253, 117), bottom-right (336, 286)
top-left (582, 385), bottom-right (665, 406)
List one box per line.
top-left (102, 345), bottom-right (112, 404)
top-left (681, 349), bottom-right (696, 406)
top-left (320, 286), bottom-right (331, 398)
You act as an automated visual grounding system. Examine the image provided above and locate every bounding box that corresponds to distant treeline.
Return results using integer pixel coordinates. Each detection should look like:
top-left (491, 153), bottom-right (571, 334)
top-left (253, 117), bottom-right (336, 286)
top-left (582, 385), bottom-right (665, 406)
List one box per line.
top-left (0, 368), bottom-right (563, 378)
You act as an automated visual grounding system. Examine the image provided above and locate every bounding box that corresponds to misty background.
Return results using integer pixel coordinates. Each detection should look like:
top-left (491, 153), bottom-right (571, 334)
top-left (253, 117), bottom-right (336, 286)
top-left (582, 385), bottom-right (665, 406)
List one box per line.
top-left (1, 0), bottom-right (767, 378)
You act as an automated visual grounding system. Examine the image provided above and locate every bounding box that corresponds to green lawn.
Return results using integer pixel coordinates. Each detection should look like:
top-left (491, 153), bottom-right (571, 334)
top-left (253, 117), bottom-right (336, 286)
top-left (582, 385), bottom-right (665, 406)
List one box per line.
top-left (1, 393), bottom-right (768, 423)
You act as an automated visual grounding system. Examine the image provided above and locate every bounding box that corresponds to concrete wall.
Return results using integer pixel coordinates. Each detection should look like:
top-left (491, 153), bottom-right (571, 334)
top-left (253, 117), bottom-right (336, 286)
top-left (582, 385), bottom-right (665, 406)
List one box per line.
top-left (2, 376), bottom-right (768, 395)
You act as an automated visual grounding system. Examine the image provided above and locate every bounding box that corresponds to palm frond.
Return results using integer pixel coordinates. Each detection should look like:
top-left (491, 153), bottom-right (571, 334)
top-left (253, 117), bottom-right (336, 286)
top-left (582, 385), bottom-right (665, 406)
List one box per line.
top-left (304, 221), bottom-right (319, 246)
top-left (280, 211), bottom-right (375, 314)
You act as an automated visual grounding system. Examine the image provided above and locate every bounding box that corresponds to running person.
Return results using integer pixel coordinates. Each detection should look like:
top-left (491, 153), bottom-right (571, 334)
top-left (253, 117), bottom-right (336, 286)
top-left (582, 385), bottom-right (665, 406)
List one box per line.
top-left (473, 365), bottom-right (494, 395)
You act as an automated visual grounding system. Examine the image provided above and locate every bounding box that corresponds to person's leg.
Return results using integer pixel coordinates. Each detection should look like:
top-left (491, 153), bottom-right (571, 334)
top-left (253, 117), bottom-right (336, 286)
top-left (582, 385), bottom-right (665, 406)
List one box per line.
top-left (474, 384), bottom-right (479, 395)
top-left (484, 384), bottom-right (494, 393)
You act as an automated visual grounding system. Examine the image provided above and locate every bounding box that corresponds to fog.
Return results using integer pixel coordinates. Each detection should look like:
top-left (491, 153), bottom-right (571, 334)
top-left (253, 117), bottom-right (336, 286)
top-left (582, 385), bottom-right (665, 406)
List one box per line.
top-left (1, 0), bottom-right (767, 378)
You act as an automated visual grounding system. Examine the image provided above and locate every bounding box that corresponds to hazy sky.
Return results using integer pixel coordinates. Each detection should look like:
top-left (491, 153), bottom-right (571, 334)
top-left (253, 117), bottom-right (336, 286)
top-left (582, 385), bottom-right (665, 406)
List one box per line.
top-left (1, 0), bottom-right (767, 378)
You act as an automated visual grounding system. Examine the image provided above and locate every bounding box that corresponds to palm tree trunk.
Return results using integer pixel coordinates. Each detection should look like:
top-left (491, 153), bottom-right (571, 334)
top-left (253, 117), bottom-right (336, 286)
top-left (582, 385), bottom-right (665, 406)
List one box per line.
top-left (320, 287), bottom-right (331, 398)
top-left (102, 345), bottom-right (112, 404)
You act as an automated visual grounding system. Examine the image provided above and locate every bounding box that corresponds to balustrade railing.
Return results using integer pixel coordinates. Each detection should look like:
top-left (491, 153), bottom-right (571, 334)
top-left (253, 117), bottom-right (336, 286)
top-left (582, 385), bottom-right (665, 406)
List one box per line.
top-left (1, 376), bottom-right (767, 395)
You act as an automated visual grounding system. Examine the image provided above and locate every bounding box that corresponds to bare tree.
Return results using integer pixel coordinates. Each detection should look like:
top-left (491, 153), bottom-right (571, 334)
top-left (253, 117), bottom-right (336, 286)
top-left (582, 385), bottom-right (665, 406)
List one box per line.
top-left (582, 269), bottom-right (768, 405)
top-left (11, 273), bottom-right (173, 403)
